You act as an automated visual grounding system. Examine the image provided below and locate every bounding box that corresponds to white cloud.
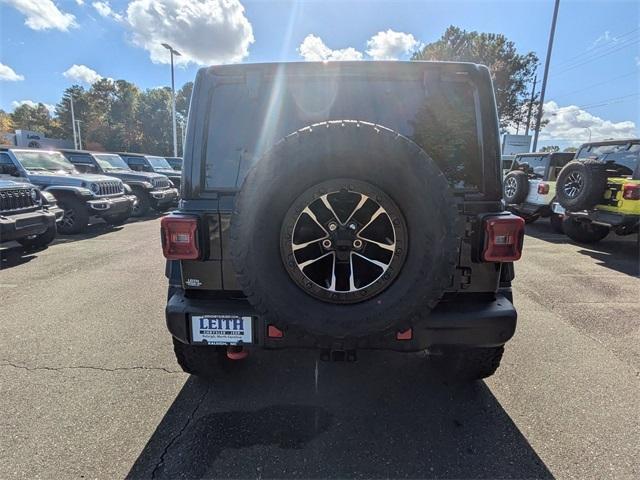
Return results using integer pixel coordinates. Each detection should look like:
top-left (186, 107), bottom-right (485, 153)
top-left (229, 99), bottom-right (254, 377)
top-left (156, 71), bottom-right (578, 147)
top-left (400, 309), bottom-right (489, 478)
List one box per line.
top-left (298, 34), bottom-right (363, 62)
top-left (92, 1), bottom-right (122, 21)
top-left (12, 100), bottom-right (55, 114)
top-left (63, 64), bottom-right (103, 84)
top-left (591, 30), bottom-right (618, 49)
top-left (0, 62), bottom-right (24, 81)
top-left (366, 29), bottom-right (418, 60)
top-left (2, 0), bottom-right (76, 31)
top-left (540, 100), bottom-right (637, 143)
top-left (75, 0), bottom-right (84, 5)
top-left (126, 0), bottom-right (254, 65)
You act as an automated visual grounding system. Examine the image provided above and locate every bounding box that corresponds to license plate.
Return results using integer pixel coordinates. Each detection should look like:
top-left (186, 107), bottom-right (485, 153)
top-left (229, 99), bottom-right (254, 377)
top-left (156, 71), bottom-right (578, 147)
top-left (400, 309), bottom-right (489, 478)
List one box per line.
top-left (552, 203), bottom-right (565, 214)
top-left (191, 315), bottom-right (252, 345)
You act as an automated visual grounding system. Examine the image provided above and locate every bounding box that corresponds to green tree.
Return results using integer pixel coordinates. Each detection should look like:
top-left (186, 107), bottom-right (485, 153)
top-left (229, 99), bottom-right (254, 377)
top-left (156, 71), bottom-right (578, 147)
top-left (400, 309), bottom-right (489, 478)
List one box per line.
top-left (413, 26), bottom-right (539, 130)
top-left (10, 103), bottom-right (56, 136)
top-left (53, 85), bottom-right (89, 142)
top-left (137, 87), bottom-right (173, 155)
top-left (541, 145), bottom-right (560, 152)
top-left (563, 146), bottom-right (578, 153)
top-left (110, 80), bottom-right (142, 152)
top-left (0, 110), bottom-right (14, 145)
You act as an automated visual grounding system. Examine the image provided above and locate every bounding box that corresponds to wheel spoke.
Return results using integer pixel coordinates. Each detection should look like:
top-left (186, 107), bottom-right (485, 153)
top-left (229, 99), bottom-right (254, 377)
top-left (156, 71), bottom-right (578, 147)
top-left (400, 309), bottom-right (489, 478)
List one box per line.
top-left (302, 206), bottom-right (328, 234)
top-left (328, 253), bottom-right (337, 291)
top-left (358, 236), bottom-right (395, 251)
top-left (320, 195), bottom-right (341, 224)
top-left (353, 251), bottom-right (389, 270)
top-left (292, 237), bottom-right (327, 251)
top-left (348, 253), bottom-right (357, 292)
top-left (356, 206), bottom-right (385, 234)
top-left (298, 251), bottom-right (333, 269)
top-left (343, 194), bottom-right (368, 225)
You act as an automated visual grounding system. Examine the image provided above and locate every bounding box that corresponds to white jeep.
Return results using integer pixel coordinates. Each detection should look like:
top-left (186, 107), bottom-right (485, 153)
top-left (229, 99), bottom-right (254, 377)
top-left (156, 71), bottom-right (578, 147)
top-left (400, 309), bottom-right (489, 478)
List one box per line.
top-left (503, 152), bottom-right (574, 232)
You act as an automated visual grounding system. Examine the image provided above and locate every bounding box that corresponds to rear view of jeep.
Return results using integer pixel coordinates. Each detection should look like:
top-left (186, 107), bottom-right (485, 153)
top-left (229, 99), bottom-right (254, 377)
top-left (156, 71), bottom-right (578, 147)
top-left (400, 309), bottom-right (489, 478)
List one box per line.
top-left (162, 62), bottom-right (525, 381)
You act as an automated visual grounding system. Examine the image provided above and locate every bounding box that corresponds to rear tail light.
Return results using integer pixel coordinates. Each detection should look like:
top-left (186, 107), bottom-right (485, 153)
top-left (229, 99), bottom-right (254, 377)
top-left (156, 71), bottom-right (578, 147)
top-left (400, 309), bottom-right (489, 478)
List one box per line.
top-left (161, 215), bottom-right (199, 260)
top-left (482, 215), bottom-right (525, 262)
top-left (622, 183), bottom-right (640, 200)
top-left (537, 182), bottom-right (550, 195)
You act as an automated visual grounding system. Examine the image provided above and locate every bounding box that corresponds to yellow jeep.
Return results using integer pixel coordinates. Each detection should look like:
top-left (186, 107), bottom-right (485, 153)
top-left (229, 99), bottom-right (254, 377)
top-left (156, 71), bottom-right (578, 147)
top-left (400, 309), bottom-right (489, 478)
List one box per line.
top-left (553, 139), bottom-right (639, 243)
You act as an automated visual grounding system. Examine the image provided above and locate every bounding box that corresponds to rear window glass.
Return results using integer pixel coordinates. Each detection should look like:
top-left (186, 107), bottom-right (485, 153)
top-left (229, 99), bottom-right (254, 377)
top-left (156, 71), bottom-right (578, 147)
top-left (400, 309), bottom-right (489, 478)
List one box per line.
top-left (202, 68), bottom-right (483, 191)
top-left (513, 155), bottom-right (548, 178)
top-left (576, 143), bottom-right (639, 176)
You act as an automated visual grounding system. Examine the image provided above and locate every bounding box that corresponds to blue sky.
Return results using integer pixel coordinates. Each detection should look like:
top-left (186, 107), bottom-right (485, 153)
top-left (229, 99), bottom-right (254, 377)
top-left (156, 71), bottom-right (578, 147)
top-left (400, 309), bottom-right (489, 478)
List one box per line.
top-left (1, 0), bottom-right (638, 148)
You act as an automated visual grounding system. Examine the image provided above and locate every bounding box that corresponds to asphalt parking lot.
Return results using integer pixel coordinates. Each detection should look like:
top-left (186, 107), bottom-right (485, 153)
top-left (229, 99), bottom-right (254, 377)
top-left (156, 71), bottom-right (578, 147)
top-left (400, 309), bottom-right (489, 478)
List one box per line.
top-left (1, 217), bottom-right (638, 479)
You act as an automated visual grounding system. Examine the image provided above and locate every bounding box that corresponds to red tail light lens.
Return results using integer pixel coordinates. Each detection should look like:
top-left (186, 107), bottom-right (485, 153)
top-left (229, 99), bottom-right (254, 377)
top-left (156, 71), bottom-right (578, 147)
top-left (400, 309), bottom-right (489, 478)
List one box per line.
top-left (537, 183), bottom-right (550, 195)
top-left (482, 215), bottom-right (525, 262)
top-left (622, 183), bottom-right (640, 200)
top-left (161, 215), bottom-right (199, 260)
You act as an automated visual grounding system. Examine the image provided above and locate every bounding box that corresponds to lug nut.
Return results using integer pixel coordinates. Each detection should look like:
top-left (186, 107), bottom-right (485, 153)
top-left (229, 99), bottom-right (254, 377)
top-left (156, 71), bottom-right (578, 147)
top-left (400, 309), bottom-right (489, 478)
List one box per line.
top-left (328, 222), bottom-right (338, 231)
top-left (353, 239), bottom-right (363, 249)
top-left (322, 239), bottom-right (333, 249)
top-left (348, 223), bottom-right (357, 230)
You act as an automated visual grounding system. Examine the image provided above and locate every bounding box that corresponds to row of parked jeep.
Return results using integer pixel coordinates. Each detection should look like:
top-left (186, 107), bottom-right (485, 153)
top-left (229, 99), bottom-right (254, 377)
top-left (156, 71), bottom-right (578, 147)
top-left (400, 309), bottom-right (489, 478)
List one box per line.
top-left (0, 147), bottom-right (182, 249)
top-left (503, 138), bottom-right (639, 244)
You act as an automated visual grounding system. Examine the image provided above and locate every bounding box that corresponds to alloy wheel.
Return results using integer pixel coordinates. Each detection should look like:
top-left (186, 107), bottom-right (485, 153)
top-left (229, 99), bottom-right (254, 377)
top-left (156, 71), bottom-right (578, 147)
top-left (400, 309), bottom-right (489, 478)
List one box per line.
top-left (281, 179), bottom-right (407, 304)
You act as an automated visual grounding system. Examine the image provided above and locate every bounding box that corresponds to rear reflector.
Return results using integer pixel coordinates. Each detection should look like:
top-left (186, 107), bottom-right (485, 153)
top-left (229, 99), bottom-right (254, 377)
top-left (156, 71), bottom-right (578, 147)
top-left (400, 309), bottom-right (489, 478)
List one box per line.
top-left (482, 215), bottom-right (525, 262)
top-left (267, 325), bottom-right (284, 338)
top-left (161, 215), bottom-right (199, 260)
top-left (622, 183), bottom-right (640, 200)
top-left (396, 328), bottom-right (412, 340)
top-left (537, 183), bottom-right (550, 195)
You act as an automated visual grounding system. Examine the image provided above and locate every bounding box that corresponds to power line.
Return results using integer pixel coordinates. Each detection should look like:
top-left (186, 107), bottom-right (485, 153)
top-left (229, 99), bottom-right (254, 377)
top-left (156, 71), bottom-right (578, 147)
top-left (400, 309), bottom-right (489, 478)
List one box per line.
top-left (552, 27), bottom-right (640, 69)
top-left (550, 38), bottom-right (640, 77)
top-left (551, 70), bottom-right (639, 100)
top-left (577, 92), bottom-right (639, 109)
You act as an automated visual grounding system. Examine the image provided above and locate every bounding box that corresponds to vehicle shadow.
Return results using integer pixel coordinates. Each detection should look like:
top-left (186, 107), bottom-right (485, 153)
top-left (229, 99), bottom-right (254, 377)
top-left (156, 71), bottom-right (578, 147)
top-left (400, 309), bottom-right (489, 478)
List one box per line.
top-left (127, 350), bottom-right (551, 479)
top-left (0, 245), bottom-right (39, 269)
top-left (526, 220), bottom-right (639, 276)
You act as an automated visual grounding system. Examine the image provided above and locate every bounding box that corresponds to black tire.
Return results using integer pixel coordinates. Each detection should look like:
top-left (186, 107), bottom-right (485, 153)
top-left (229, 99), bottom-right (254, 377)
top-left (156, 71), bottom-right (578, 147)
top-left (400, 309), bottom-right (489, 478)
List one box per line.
top-left (172, 338), bottom-right (235, 379)
top-left (563, 217), bottom-right (609, 244)
top-left (57, 196), bottom-right (90, 234)
top-left (429, 346), bottom-right (504, 381)
top-left (231, 121), bottom-right (460, 338)
top-left (556, 160), bottom-right (607, 210)
top-left (131, 189), bottom-right (151, 217)
top-left (503, 170), bottom-right (529, 204)
top-left (103, 210), bottom-right (131, 226)
top-left (17, 224), bottom-right (57, 249)
top-left (550, 213), bottom-right (564, 233)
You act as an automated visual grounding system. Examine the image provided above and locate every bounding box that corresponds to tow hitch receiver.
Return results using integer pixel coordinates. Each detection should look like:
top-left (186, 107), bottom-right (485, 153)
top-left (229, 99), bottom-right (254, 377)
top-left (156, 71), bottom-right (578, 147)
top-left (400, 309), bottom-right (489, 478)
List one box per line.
top-left (320, 349), bottom-right (357, 362)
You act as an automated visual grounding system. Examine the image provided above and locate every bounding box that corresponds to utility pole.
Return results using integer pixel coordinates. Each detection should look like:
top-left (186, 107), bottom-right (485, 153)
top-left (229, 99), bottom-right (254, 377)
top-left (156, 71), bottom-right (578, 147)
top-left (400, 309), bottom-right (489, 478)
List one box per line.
top-left (68, 94), bottom-right (78, 149)
top-left (532, 0), bottom-right (560, 152)
top-left (161, 43), bottom-right (182, 157)
top-left (75, 120), bottom-right (83, 149)
top-left (524, 74), bottom-right (538, 138)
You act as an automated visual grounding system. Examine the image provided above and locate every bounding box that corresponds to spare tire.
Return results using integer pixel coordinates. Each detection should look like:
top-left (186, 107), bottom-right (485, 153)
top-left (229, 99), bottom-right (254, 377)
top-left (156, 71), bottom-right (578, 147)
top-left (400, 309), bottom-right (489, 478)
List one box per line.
top-left (503, 170), bottom-right (529, 204)
top-left (230, 121), bottom-right (460, 338)
top-left (556, 160), bottom-right (607, 210)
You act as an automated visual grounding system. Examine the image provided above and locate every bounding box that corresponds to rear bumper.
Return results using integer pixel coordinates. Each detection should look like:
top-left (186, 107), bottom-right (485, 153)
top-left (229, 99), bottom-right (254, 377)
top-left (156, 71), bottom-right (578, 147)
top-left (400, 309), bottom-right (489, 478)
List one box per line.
top-left (87, 195), bottom-right (136, 217)
top-left (0, 208), bottom-right (57, 242)
top-left (166, 290), bottom-right (517, 351)
top-left (150, 188), bottom-right (179, 207)
top-left (511, 202), bottom-right (551, 216)
top-left (565, 209), bottom-right (639, 228)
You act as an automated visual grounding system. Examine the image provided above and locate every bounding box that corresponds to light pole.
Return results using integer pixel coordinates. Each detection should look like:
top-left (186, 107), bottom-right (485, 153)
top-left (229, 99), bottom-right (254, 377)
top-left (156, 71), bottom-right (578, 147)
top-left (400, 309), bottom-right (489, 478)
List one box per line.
top-left (75, 120), bottom-right (83, 149)
top-left (162, 43), bottom-right (182, 157)
top-left (532, 0), bottom-right (561, 152)
top-left (65, 93), bottom-right (78, 149)
top-left (585, 127), bottom-right (592, 142)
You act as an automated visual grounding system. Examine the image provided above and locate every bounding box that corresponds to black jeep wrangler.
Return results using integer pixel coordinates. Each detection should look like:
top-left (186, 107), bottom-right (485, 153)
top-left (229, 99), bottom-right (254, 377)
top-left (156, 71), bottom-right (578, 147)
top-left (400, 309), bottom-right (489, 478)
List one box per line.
top-left (0, 179), bottom-right (62, 248)
top-left (59, 150), bottom-right (179, 217)
top-left (118, 152), bottom-right (182, 192)
top-left (162, 62), bottom-right (525, 381)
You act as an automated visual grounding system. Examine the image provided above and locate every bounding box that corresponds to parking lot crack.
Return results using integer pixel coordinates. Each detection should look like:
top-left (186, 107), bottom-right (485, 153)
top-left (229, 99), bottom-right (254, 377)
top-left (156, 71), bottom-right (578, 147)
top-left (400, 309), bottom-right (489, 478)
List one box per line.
top-left (151, 383), bottom-right (211, 479)
top-left (0, 361), bottom-right (183, 374)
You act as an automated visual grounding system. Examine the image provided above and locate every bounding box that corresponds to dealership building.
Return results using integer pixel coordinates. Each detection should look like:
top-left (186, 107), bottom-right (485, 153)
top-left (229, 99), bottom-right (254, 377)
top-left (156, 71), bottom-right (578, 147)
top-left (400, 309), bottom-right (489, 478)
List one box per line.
top-left (2, 129), bottom-right (73, 149)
